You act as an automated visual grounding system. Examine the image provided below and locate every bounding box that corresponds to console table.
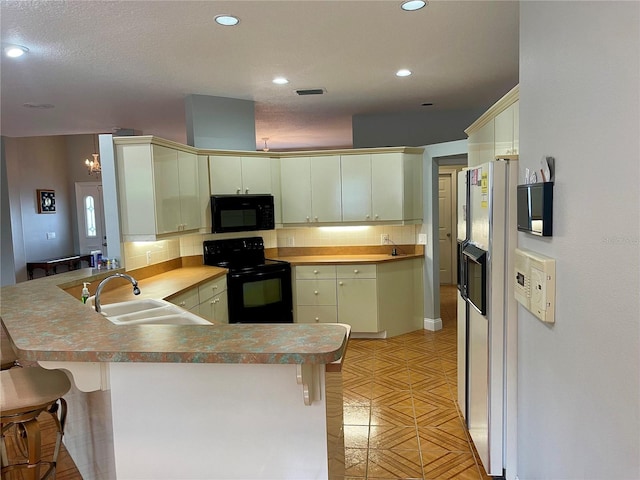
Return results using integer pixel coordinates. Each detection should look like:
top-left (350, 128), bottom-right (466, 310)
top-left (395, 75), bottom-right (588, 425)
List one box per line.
top-left (27, 254), bottom-right (92, 280)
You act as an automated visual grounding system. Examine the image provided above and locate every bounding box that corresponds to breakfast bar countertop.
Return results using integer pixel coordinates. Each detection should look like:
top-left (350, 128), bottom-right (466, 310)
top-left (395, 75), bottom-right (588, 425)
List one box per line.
top-left (0, 266), bottom-right (348, 365)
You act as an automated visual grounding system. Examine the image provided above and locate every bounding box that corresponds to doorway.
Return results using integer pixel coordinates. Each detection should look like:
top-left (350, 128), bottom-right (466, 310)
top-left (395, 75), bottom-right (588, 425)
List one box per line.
top-left (75, 182), bottom-right (107, 256)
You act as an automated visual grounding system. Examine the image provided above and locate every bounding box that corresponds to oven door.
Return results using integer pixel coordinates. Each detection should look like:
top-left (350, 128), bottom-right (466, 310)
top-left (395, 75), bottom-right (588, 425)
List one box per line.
top-left (227, 265), bottom-right (293, 324)
top-left (462, 243), bottom-right (487, 315)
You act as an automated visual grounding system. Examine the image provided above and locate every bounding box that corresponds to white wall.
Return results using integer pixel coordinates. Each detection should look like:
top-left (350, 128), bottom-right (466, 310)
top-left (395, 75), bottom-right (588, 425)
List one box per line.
top-left (518, 2), bottom-right (640, 479)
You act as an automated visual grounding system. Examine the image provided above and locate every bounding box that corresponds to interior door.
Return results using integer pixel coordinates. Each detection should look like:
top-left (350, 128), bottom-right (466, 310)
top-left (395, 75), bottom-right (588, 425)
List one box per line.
top-left (75, 182), bottom-right (107, 256)
top-left (438, 172), bottom-right (453, 284)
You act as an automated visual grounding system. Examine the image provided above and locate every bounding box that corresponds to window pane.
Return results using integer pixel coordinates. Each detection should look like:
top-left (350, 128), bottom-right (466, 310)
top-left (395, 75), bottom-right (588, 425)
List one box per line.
top-left (85, 195), bottom-right (97, 237)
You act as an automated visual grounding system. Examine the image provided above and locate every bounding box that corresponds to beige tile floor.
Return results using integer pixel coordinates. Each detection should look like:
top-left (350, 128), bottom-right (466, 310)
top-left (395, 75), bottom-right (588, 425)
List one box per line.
top-left (337, 285), bottom-right (491, 480)
top-left (3, 285), bottom-right (486, 480)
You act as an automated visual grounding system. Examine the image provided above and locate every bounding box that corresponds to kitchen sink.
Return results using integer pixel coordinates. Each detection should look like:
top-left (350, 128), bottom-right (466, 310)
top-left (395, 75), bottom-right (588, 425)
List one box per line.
top-left (89, 298), bottom-right (212, 326)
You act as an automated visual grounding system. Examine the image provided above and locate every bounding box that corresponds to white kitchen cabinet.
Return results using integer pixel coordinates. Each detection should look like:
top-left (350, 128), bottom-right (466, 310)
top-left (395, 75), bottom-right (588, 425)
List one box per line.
top-left (495, 103), bottom-right (517, 157)
top-left (167, 287), bottom-right (200, 312)
top-left (115, 138), bottom-right (204, 241)
top-left (341, 154), bottom-right (372, 222)
top-left (341, 151), bottom-right (423, 223)
top-left (336, 265), bottom-right (378, 333)
top-left (198, 276), bottom-right (228, 324)
top-left (209, 155), bottom-right (272, 195)
top-left (293, 259), bottom-right (424, 336)
top-left (168, 275), bottom-right (229, 324)
top-left (294, 266), bottom-right (338, 324)
top-left (280, 156), bottom-right (341, 224)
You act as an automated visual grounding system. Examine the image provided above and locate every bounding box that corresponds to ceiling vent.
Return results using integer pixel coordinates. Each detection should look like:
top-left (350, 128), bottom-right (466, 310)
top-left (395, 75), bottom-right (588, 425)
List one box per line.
top-left (296, 88), bottom-right (325, 96)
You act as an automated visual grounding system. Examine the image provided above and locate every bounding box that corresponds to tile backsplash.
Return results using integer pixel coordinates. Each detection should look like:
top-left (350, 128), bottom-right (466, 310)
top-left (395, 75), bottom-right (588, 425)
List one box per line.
top-left (123, 225), bottom-right (425, 269)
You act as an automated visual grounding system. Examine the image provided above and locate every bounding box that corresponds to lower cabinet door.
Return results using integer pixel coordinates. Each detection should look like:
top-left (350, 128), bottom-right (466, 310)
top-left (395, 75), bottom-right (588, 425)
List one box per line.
top-left (199, 293), bottom-right (228, 324)
top-left (337, 278), bottom-right (379, 332)
top-left (296, 305), bottom-right (337, 324)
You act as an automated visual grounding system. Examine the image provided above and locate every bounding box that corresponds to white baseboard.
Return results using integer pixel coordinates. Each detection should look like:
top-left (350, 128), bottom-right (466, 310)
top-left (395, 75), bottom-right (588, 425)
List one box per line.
top-left (424, 317), bottom-right (442, 331)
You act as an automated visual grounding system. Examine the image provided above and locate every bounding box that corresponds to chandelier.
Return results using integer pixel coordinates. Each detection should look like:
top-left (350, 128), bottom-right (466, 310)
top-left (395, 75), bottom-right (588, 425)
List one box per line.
top-left (85, 135), bottom-right (101, 176)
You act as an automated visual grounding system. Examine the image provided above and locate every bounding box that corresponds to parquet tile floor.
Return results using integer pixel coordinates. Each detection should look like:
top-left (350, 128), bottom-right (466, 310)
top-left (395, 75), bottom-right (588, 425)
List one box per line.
top-left (338, 285), bottom-right (491, 480)
top-left (2, 285), bottom-right (487, 479)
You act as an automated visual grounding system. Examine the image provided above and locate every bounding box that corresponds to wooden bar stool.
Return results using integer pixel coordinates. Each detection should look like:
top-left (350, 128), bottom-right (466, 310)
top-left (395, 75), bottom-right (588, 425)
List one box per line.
top-left (1, 367), bottom-right (71, 480)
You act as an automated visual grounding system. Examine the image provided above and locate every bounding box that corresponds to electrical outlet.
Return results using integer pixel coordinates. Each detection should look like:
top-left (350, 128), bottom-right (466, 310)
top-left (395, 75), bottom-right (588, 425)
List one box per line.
top-left (418, 234), bottom-right (427, 245)
top-left (287, 237), bottom-right (295, 247)
top-left (146, 251), bottom-right (152, 265)
top-left (381, 234), bottom-right (390, 245)
top-left (46, 232), bottom-right (56, 240)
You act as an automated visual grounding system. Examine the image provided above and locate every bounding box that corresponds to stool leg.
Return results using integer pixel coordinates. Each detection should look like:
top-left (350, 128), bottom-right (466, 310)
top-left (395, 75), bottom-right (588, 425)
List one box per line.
top-left (49, 398), bottom-right (67, 470)
top-left (23, 418), bottom-right (42, 480)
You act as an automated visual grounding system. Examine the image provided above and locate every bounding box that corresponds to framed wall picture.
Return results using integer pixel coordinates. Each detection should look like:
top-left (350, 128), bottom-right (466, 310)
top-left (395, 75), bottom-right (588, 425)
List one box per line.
top-left (37, 189), bottom-right (56, 213)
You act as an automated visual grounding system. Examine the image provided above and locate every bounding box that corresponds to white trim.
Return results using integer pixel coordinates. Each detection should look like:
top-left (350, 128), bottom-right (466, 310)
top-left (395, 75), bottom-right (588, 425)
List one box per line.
top-left (424, 316), bottom-right (442, 331)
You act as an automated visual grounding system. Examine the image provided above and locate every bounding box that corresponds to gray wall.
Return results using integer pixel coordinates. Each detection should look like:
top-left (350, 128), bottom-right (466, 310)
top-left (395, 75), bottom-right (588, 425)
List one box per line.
top-left (1, 138), bottom-right (16, 286)
top-left (185, 95), bottom-right (257, 150)
top-left (3, 134), bottom-right (101, 282)
top-left (352, 108), bottom-right (486, 148)
top-left (518, 2), bottom-right (640, 478)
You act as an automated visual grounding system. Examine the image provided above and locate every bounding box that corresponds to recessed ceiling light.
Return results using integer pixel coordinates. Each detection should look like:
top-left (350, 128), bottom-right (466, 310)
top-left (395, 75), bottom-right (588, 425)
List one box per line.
top-left (273, 77), bottom-right (289, 85)
top-left (401, 1), bottom-right (427, 11)
top-left (4, 45), bottom-right (29, 58)
top-left (396, 69), bottom-right (412, 77)
top-left (214, 14), bottom-right (239, 26)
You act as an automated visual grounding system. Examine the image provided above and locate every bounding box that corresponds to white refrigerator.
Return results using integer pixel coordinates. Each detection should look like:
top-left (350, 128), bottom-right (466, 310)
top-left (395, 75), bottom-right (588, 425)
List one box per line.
top-left (457, 159), bottom-right (518, 477)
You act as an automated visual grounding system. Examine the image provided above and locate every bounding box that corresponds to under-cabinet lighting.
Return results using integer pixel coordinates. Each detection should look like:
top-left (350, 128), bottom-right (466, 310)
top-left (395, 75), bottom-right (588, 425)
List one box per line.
top-left (318, 226), bottom-right (371, 233)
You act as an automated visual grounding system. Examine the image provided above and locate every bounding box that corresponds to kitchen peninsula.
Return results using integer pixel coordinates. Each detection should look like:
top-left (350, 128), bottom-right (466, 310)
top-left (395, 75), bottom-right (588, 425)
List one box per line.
top-left (0, 267), bottom-right (349, 480)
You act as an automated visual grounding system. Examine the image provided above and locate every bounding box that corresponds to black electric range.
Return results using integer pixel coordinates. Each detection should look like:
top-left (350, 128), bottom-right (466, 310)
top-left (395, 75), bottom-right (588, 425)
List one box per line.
top-left (203, 237), bottom-right (293, 324)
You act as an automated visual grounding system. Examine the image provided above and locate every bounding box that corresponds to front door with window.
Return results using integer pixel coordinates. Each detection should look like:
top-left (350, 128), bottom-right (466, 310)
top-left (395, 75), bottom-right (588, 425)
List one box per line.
top-left (75, 182), bottom-right (107, 256)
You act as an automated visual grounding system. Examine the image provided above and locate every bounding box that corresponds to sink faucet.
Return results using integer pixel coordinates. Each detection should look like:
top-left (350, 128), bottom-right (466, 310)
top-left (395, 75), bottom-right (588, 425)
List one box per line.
top-left (94, 273), bottom-right (140, 313)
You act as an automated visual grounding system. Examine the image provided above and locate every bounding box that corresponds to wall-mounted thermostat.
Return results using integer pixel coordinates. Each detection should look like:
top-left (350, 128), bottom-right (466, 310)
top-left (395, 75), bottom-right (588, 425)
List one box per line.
top-left (514, 248), bottom-right (556, 324)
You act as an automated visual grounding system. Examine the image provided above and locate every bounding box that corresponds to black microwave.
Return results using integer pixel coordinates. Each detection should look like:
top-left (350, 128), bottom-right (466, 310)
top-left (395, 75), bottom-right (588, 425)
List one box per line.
top-left (211, 194), bottom-right (275, 233)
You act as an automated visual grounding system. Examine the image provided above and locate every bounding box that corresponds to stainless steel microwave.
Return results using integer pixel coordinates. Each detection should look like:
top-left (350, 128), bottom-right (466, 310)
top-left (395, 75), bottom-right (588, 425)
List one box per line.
top-left (210, 194), bottom-right (275, 233)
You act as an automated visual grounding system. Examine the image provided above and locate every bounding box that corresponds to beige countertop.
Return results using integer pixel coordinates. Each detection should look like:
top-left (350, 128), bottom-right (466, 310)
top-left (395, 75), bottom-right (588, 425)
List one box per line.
top-left (0, 266), bottom-right (348, 365)
top-left (274, 253), bottom-right (423, 265)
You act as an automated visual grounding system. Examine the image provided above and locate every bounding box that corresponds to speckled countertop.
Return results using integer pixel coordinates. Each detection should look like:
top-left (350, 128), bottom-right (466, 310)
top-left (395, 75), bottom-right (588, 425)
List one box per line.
top-left (0, 266), bottom-right (348, 365)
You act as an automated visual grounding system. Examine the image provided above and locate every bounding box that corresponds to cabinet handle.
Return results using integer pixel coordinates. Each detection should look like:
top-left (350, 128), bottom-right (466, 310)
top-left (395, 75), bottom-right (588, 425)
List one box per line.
top-left (375, 214), bottom-right (379, 219)
top-left (179, 301), bottom-right (186, 306)
top-left (306, 216), bottom-right (310, 222)
top-left (314, 317), bottom-right (319, 323)
top-left (314, 290), bottom-right (319, 295)
top-left (314, 216), bottom-right (318, 221)
top-left (339, 281), bottom-right (344, 286)
top-left (354, 269), bottom-right (359, 274)
top-left (365, 215), bottom-right (370, 219)
top-left (313, 270), bottom-right (319, 274)
top-left (212, 285), bottom-right (218, 290)
top-left (236, 188), bottom-right (241, 194)
top-left (245, 188), bottom-right (249, 194)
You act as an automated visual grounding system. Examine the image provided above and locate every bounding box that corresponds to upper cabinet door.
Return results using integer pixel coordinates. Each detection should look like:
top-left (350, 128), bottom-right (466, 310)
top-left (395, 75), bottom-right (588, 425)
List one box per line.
top-left (311, 156), bottom-right (342, 222)
top-left (494, 104), bottom-right (515, 157)
top-left (209, 156), bottom-right (243, 194)
top-left (177, 150), bottom-right (200, 232)
top-left (240, 157), bottom-right (272, 194)
top-left (341, 154), bottom-right (372, 222)
top-left (371, 153), bottom-right (403, 221)
top-left (153, 145), bottom-right (180, 234)
top-left (281, 157), bottom-right (312, 223)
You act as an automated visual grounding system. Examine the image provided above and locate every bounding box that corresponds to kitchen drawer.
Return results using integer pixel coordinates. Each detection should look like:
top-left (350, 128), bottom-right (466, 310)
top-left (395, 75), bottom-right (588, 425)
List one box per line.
top-left (198, 275), bottom-right (227, 303)
top-left (295, 265), bottom-right (336, 280)
top-left (167, 288), bottom-right (200, 311)
top-left (296, 279), bottom-right (337, 306)
top-left (336, 264), bottom-right (377, 279)
top-left (296, 305), bottom-right (338, 324)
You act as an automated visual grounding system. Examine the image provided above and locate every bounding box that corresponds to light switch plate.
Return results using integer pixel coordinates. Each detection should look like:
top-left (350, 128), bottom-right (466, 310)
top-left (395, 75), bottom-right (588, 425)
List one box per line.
top-left (418, 234), bottom-right (427, 245)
